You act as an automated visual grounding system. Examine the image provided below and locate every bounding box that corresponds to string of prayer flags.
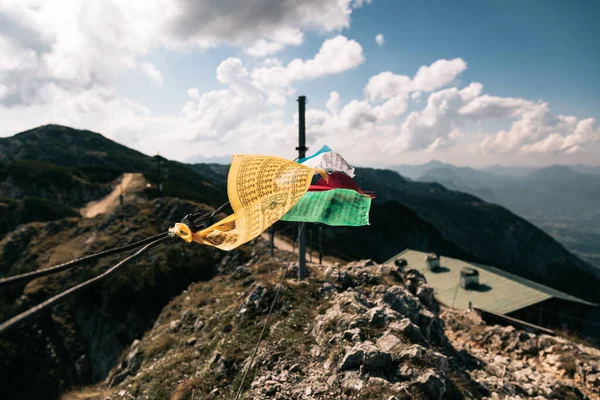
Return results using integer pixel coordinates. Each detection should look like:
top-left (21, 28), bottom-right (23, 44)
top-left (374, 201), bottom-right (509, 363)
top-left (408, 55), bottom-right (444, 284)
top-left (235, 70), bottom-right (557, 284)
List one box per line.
top-left (172, 146), bottom-right (372, 249)
top-left (171, 154), bottom-right (327, 251)
top-left (291, 146), bottom-right (373, 226)
top-left (298, 145), bottom-right (355, 178)
top-left (309, 172), bottom-right (374, 198)
top-left (297, 145), bottom-right (332, 164)
top-left (281, 188), bottom-right (371, 226)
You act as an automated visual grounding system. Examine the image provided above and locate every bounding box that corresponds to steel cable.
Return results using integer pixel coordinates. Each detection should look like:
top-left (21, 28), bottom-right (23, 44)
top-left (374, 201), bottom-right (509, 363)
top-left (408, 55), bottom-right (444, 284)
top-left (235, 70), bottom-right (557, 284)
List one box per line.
top-left (0, 236), bottom-right (169, 336)
top-left (0, 232), bottom-right (169, 288)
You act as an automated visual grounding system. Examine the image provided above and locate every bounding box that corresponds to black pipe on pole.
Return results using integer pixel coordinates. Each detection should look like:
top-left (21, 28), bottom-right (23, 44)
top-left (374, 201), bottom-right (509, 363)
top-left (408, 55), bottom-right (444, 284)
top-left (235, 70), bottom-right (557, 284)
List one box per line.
top-left (309, 228), bottom-right (313, 263)
top-left (156, 154), bottom-right (163, 197)
top-left (269, 226), bottom-right (275, 257)
top-left (319, 226), bottom-right (323, 265)
top-left (297, 96), bottom-right (308, 280)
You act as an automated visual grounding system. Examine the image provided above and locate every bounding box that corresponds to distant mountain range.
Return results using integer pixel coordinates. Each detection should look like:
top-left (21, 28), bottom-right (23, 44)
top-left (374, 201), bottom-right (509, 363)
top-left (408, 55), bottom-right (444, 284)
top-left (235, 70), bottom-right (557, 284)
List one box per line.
top-left (185, 154), bottom-right (233, 165)
top-left (393, 160), bottom-right (600, 181)
top-left (393, 160), bottom-right (600, 268)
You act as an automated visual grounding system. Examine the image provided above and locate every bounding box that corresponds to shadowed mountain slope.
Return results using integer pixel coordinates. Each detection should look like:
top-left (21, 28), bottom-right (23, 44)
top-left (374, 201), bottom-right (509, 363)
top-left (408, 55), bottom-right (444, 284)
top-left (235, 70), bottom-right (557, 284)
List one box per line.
top-left (405, 162), bottom-right (600, 268)
top-left (353, 168), bottom-right (600, 302)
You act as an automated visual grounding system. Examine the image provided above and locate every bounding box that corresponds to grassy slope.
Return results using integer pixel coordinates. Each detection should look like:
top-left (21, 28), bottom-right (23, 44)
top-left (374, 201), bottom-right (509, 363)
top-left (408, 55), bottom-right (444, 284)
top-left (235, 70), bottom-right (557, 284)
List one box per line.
top-left (0, 196), bottom-right (80, 239)
top-left (0, 199), bottom-right (250, 400)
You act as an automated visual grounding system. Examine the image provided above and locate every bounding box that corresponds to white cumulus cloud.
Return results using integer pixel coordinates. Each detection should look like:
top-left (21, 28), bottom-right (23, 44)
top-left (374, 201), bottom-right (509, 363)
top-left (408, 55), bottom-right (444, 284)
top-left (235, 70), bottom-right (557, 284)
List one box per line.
top-left (478, 103), bottom-right (600, 154)
top-left (0, 1), bottom-right (598, 166)
top-left (251, 35), bottom-right (365, 105)
top-left (326, 91), bottom-right (341, 114)
top-left (0, 0), bottom-right (371, 106)
top-left (392, 83), bottom-right (483, 152)
top-left (375, 34), bottom-right (384, 47)
top-left (411, 58), bottom-right (468, 92)
top-left (140, 62), bottom-right (163, 86)
top-left (365, 58), bottom-right (467, 101)
top-left (245, 28), bottom-right (304, 57)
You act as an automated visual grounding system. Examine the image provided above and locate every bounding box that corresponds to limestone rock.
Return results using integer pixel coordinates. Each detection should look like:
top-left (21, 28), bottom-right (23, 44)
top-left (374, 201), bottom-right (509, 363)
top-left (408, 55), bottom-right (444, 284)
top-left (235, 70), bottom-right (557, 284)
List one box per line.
top-left (416, 285), bottom-right (439, 312)
top-left (388, 318), bottom-right (427, 345)
top-left (381, 286), bottom-right (421, 320)
top-left (339, 341), bottom-right (391, 371)
top-left (108, 340), bottom-right (142, 387)
top-left (193, 316), bottom-right (204, 331)
top-left (168, 320), bottom-right (181, 332)
top-left (343, 328), bottom-right (364, 343)
top-left (376, 332), bottom-right (402, 353)
top-left (232, 266), bottom-right (252, 280)
top-left (92, 255), bottom-right (596, 400)
top-left (237, 284), bottom-right (272, 319)
top-left (414, 370), bottom-right (446, 400)
top-left (367, 306), bottom-right (401, 328)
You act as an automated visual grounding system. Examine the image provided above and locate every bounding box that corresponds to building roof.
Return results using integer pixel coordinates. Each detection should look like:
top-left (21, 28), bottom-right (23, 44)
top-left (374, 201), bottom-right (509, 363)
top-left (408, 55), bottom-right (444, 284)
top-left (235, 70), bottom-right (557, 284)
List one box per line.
top-left (386, 249), bottom-right (596, 315)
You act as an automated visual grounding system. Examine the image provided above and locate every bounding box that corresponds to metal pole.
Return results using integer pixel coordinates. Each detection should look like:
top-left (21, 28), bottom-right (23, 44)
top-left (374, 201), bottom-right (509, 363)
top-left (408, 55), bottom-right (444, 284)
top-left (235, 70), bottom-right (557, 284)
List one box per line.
top-left (319, 226), bottom-right (323, 265)
top-left (309, 228), bottom-right (313, 263)
top-left (297, 95), bottom-right (308, 280)
top-left (269, 226), bottom-right (275, 257)
top-left (156, 154), bottom-right (163, 197)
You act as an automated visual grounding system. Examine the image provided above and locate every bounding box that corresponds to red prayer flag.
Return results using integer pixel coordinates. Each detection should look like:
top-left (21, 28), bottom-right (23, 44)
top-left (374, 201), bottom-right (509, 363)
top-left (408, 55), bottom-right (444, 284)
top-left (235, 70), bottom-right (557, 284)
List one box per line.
top-left (309, 172), bottom-right (375, 198)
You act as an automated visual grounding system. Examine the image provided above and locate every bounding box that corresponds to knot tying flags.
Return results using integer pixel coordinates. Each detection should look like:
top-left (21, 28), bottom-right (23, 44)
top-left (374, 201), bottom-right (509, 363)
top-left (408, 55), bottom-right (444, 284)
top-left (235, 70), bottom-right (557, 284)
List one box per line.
top-left (169, 223), bottom-right (193, 243)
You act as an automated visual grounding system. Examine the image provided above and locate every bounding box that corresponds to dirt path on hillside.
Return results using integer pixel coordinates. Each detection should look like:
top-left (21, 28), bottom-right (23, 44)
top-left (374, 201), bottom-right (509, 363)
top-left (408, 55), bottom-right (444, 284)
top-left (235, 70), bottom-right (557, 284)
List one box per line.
top-left (81, 173), bottom-right (146, 218)
top-left (260, 232), bottom-right (343, 267)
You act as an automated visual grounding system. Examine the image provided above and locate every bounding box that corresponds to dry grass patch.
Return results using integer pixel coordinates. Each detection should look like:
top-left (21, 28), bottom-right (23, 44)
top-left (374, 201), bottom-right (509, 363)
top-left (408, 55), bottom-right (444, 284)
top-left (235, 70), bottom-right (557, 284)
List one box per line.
top-left (255, 259), bottom-right (284, 275)
top-left (60, 388), bottom-right (110, 400)
top-left (143, 333), bottom-right (177, 359)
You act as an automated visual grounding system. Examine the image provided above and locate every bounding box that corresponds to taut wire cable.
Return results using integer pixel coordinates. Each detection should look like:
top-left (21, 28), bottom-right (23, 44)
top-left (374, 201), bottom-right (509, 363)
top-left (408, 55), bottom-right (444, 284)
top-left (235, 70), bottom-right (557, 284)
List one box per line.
top-left (0, 232), bottom-right (169, 288)
top-left (0, 236), bottom-right (169, 336)
top-left (234, 223), bottom-right (304, 400)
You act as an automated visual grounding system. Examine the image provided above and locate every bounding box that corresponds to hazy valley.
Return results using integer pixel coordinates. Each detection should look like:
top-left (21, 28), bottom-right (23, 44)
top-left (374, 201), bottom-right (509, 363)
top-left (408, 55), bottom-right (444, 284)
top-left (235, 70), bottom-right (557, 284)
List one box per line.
top-left (393, 161), bottom-right (600, 268)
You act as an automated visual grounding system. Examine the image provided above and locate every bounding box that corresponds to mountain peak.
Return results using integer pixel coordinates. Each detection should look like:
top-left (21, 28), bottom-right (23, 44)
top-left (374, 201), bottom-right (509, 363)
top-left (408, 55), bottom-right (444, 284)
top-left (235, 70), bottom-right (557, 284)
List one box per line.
top-left (14, 124), bottom-right (99, 138)
top-left (1, 125), bottom-right (151, 168)
top-left (540, 164), bottom-right (574, 172)
top-left (526, 164), bottom-right (581, 180)
top-left (424, 159), bottom-right (446, 167)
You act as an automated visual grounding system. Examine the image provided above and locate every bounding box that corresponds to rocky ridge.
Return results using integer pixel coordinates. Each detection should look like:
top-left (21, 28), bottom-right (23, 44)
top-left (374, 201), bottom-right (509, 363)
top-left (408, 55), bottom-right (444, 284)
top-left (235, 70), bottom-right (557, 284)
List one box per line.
top-left (443, 311), bottom-right (600, 399)
top-left (65, 257), bottom-right (599, 399)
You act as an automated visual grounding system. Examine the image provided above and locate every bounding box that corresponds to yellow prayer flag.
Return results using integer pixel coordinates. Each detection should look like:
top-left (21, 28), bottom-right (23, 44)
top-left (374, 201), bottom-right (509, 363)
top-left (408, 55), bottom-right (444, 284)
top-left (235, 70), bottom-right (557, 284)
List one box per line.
top-left (172, 154), bottom-right (326, 251)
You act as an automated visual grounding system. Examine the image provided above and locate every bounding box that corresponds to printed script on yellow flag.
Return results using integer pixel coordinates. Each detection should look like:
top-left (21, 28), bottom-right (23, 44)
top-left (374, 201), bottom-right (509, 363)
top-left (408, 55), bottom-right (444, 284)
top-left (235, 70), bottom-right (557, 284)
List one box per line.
top-left (187, 154), bottom-right (326, 251)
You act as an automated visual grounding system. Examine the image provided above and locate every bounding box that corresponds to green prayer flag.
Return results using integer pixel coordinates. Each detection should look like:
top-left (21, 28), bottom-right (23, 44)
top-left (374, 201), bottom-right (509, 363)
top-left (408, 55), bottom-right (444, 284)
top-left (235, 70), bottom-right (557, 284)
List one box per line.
top-left (281, 188), bottom-right (371, 226)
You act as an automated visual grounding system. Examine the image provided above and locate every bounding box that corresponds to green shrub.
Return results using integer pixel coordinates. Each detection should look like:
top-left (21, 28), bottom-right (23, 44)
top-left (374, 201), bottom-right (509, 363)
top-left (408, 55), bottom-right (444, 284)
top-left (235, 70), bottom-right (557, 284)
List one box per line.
top-left (74, 166), bottom-right (122, 184)
top-left (5, 160), bottom-right (75, 188)
top-left (22, 197), bottom-right (79, 221)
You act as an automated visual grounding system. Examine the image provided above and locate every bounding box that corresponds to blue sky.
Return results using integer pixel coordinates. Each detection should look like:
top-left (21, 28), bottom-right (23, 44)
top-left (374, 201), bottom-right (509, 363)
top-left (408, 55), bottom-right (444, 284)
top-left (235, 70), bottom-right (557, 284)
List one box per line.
top-left (119, 0), bottom-right (600, 118)
top-left (1, 0), bottom-right (599, 167)
top-left (347, 0), bottom-right (600, 117)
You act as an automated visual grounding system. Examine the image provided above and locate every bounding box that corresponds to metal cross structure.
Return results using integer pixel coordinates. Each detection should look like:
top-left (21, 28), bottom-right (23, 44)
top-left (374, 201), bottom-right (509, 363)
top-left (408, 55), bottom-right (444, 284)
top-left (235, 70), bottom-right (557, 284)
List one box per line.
top-left (155, 153), bottom-right (164, 197)
top-left (297, 96), bottom-right (308, 280)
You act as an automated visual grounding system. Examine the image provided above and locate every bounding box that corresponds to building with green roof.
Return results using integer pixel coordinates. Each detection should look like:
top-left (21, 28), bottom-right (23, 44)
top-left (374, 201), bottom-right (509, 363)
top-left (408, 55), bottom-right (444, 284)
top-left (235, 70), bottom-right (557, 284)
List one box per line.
top-left (387, 249), bottom-right (599, 339)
